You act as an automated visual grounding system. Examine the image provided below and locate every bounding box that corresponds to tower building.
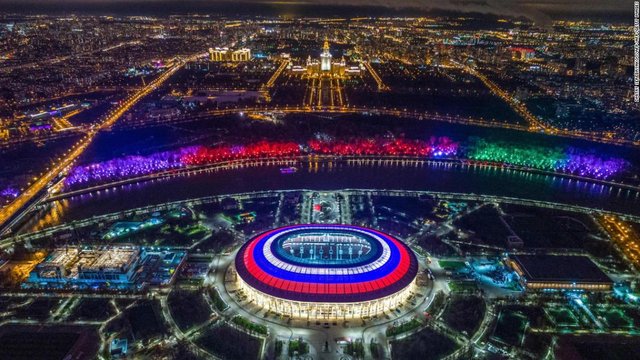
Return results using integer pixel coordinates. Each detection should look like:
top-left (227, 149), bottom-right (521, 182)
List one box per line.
top-left (320, 37), bottom-right (332, 71)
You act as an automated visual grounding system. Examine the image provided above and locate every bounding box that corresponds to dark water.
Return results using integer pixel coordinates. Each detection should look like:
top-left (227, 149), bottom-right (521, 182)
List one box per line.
top-left (30, 162), bottom-right (640, 231)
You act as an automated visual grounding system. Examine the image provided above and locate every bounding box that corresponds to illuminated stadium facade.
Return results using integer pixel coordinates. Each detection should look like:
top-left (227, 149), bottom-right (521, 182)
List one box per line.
top-left (234, 224), bottom-right (419, 319)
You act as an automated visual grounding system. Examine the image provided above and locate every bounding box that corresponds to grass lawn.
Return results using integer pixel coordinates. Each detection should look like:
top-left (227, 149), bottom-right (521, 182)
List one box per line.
top-left (386, 318), bottom-right (423, 337)
top-left (390, 327), bottom-right (459, 360)
top-left (546, 307), bottom-right (580, 327)
top-left (196, 324), bottom-right (263, 360)
top-left (447, 281), bottom-right (478, 294)
top-left (442, 296), bottom-right (485, 335)
top-left (556, 335), bottom-right (640, 360)
top-left (168, 290), bottom-right (213, 331)
top-left (595, 309), bottom-right (634, 330)
top-left (438, 260), bottom-right (467, 271)
top-left (493, 309), bottom-right (528, 346)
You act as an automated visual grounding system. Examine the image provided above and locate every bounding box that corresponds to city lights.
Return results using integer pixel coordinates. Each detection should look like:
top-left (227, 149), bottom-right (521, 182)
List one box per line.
top-left (0, 6), bottom-right (638, 360)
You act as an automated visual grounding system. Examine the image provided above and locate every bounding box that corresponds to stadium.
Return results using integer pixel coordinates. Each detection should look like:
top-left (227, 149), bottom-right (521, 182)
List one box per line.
top-left (234, 224), bottom-right (419, 319)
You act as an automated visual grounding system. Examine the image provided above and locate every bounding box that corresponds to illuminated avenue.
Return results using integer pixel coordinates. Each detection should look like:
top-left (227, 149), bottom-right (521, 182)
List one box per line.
top-left (0, 6), bottom-right (638, 360)
top-left (0, 53), bottom-right (205, 235)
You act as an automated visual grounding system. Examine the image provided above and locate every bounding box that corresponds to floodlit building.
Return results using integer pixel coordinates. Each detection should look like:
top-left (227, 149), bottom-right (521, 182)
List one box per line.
top-left (234, 224), bottom-right (418, 319)
top-left (320, 38), bottom-right (332, 71)
top-left (507, 254), bottom-right (613, 291)
top-left (27, 246), bottom-right (185, 289)
top-left (208, 47), bottom-right (252, 62)
top-left (510, 47), bottom-right (536, 61)
top-left (110, 338), bottom-right (128, 358)
top-left (300, 38), bottom-right (356, 77)
top-left (231, 48), bottom-right (251, 62)
top-left (29, 247), bottom-right (140, 284)
top-left (209, 47), bottom-right (228, 62)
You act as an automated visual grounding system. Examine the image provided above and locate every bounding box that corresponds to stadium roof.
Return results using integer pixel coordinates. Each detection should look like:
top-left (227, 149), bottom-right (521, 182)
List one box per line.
top-left (235, 224), bottom-right (419, 303)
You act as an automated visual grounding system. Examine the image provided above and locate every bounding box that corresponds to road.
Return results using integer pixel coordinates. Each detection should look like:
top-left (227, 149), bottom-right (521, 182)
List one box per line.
top-left (6, 188), bottom-right (640, 250)
top-left (0, 40), bottom-right (143, 74)
top-left (0, 52), bottom-right (207, 236)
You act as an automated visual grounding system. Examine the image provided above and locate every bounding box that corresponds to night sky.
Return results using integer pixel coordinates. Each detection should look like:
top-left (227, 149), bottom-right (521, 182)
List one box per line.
top-left (0, 0), bottom-right (633, 24)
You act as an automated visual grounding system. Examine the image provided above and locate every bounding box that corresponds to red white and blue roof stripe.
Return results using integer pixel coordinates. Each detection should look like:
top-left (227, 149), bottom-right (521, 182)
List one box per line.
top-left (235, 224), bottom-right (418, 303)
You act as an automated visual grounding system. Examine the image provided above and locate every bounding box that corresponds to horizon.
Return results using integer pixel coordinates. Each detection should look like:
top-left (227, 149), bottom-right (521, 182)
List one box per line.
top-left (0, 0), bottom-right (633, 24)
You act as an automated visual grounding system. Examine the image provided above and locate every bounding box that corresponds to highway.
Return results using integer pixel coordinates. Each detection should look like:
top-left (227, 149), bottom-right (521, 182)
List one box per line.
top-left (0, 40), bottom-right (143, 74)
top-left (363, 61), bottom-right (390, 91)
top-left (263, 59), bottom-right (289, 89)
top-left (456, 61), bottom-right (550, 131)
top-left (0, 52), bottom-right (207, 236)
top-left (456, 61), bottom-right (624, 146)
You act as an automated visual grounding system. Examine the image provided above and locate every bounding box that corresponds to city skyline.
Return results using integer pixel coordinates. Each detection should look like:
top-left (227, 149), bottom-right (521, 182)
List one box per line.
top-left (0, 0), bottom-right (634, 23)
top-left (0, 3), bottom-right (638, 360)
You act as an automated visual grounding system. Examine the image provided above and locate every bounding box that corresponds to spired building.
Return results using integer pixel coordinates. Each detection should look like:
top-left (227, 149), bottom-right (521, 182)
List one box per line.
top-left (319, 37), bottom-right (333, 71)
top-left (293, 38), bottom-right (361, 77)
top-left (288, 38), bottom-right (363, 107)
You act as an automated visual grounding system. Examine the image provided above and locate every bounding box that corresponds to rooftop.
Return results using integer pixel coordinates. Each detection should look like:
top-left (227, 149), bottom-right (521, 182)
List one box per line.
top-left (39, 247), bottom-right (139, 273)
top-left (510, 254), bottom-right (612, 284)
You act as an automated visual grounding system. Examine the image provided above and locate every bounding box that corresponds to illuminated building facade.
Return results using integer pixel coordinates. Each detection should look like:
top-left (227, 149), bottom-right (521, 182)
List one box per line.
top-left (510, 47), bottom-right (535, 61)
top-left (294, 38), bottom-right (360, 77)
top-left (234, 224), bottom-right (418, 319)
top-left (231, 48), bottom-right (252, 62)
top-left (508, 254), bottom-right (613, 291)
top-left (320, 38), bottom-right (332, 71)
top-left (29, 246), bottom-right (140, 284)
top-left (27, 246), bottom-right (186, 288)
top-left (208, 47), bottom-right (252, 62)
